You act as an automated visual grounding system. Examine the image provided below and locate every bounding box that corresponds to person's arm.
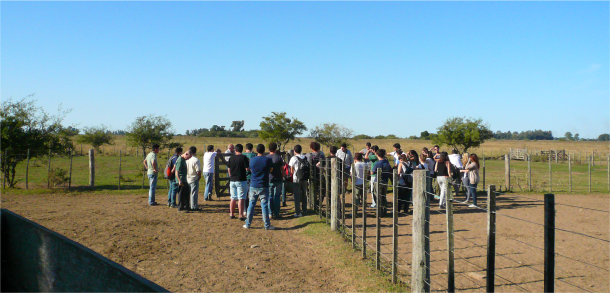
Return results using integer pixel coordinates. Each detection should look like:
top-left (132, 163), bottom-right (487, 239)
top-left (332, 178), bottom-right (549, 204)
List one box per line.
top-left (175, 168), bottom-right (181, 185)
top-left (397, 162), bottom-right (403, 174)
top-left (142, 159), bottom-right (148, 170)
top-left (197, 170), bottom-right (202, 181)
top-left (364, 150), bottom-right (371, 160)
top-left (153, 158), bottom-right (158, 173)
top-left (227, 167), bottom-right (231, 177)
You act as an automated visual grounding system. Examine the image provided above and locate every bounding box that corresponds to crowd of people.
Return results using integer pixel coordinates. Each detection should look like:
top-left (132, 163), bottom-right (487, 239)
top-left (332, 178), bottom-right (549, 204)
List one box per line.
top-left (141, 140), bottom-right (481, 230)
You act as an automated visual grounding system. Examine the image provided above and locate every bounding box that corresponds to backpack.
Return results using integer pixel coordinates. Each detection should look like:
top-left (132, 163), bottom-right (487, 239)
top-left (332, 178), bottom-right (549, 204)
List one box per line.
top-left (450, 163), bottom-right (460, 180)
top-left (399, 162), bottom-right (414, 185)
top-left (164, 155), bottom-right (177, 179)
top-left (296, 157), bottom-right (311, 181)
top-left (282, 164), bottom-right (293, 182)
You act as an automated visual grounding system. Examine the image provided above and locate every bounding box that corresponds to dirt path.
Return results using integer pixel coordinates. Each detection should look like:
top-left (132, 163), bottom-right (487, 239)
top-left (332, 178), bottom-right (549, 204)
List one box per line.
top-left (2, 192), bottom-right (402, 292)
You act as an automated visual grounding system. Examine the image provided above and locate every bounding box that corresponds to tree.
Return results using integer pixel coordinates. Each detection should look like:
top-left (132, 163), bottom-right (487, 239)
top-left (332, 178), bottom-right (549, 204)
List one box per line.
top-left (353, 134), bottom-right (372, 139)
top-left (420, 131), bottom-right (430, 140)
top-left (598, 133), bottom-right (610, 141)
top-left (574, 133), bottom-right (580, 141)
top-left (432, 117), bottom-right (493, 154)
top-left (564, 132), bottom-right (573, 140)
top-left (76, 125), bottom-right (114, 153)
top-left (1, 97), bottom-right (74, 187)
top-left (230, 120), bottom-right (245, 132)
top-left (310, 123), bottom-right (354, 148)
top-left (126, 115), bottom-right (177, 157)
top-left (258, 112), bottom-right (307, 151)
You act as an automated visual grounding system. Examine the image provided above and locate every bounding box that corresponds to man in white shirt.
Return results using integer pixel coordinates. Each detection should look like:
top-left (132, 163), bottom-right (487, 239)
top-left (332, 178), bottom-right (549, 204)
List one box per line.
top-left (350, 153), bottom-right (369, 206)
top-left (359, 142), bottom-right (372, 155)
top-left (336, 143), bottom-right (353, 192)
top-left (202, 145), bottom-right (221, 201)
top-left (448, 149), bottom-right (464, 196)
top-left (389, 143), bottom-right (402, 166)
top-left (186, 146), bottom-right (202, 210)
top-left (288, 144), bottom-right (307, 217)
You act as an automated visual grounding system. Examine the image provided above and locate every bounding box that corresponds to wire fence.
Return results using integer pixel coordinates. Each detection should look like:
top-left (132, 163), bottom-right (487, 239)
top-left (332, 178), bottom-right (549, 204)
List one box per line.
top-left (303, 156), bottom-right (609, 292)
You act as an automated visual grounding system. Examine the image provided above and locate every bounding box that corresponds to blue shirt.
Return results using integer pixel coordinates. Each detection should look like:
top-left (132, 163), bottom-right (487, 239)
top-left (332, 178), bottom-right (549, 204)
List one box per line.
top-left (249, 156), bottom-right (273, 188)
top-left (371, 159), bottom-right (392, 183)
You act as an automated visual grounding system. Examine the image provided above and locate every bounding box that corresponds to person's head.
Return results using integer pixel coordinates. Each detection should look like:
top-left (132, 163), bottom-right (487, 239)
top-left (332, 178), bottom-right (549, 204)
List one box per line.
top-left (470, 154), bottom-right (480, 168)
top-left (355, 153), bottom-right (363, 162)
top-left (409, 150), bottom-right (418, 162)
top-left (340, 143), bottom-right (347, 152)
top-left (329, 146), bottom-right (338, 155)
top-left (189, 146), bottom-right (197, 155)
top-left (227, 144), bottom-right (235, 152)
top-left (245, 143), bottom-right (253, 152)
top-left (235, 144), bottom-right (244, 153)
top-left (152, 144), bottom-right (160, 153)
top-left (366, 142), bottom-right (371, 149)
top-left (269, 142), bottom-right (278, 153)
top-left (422, 147), bottom-right (429, 155)
top-left (256, 144), bottom-right (265, 154)
top-left (182, 150), bottom-right (192, 159)
top-left (393, 143), bottom-right (401, 151)
top-left (433, 145), bottom-right (440, 153)
top-left (452, 149), bottom-right (459, 155)
top-left (439, 152), bottom-right (449, 163)
top-left (377, 149), bottom-right (387, 158)
top-left (399, 154), bottom-right (408, 162)
top-left (294, 144), bottom-right (302, 154)
top-left (207, 145), bottom-right (214, 152)
top-left (371, 145), bottom-right (379, 153)
top-left (310, 141), bottom-right (320, 152)
top-left (175, 147), bottom-right (183, 155)
top-left (396, 149), bottom-right (403, 155)
top-left (419, 153), bottom-right (427, 163)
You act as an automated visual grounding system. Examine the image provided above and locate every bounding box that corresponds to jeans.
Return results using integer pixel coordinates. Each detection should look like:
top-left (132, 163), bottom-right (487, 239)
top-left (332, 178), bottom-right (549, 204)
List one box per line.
top-left (230, 181), bottom-right (248, 200)
top-left (293, 180), bottom-right (307, 215)
top-left (269, 180), bottom-right (282, 217)
top-left (438, 176), bottom-right (450, 207)
top-left (467, 180), bottom-right (478, 206)
top-left (147, 174), bottom-right (157, 205)
top-left (167, 179), bottom-right (178, 206)
top-left (189, 180), bottom-right (199, 210)
top-left (245, 187), bottom-right (271, 229)
top-left (203, 172), bottom-right (214, 200)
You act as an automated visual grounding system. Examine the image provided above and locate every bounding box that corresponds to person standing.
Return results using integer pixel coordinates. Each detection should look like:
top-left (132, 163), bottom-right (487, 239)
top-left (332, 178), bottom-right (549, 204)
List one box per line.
top-left (186, 146), bottom-right (202, 211)
top-left (435, 152), bottom-right (452, 209)
top-left (244, 144), bottom-right (275, 230)
top-left (336, 143), bottom-right (353, 190)
top-left (228, 144), bottom-right (249, 220)
top-left (289, 144), bottom-right (308, 217)
top-left (267, 143), bottom-right (285, 219)
top-left (243, 143), bottom-right (257, 216)
top-left (359, 142), bottom-right (372, 155)
top-left (389, 143), bottom-right (402, 166)
top-left (166, 147), bottom-right (182, 208)
top-left (175, 150), bottom-right (192, 212)
top-left (460, 154), bottom-right (480, 208)
top-left (225, 144), bottom-right (235, 157)
top-left (370, 149), bottom-right (392, 212)
top-left (364, 145), bottom-right (379, 206)
top-left (350, 152), bottom-right (367, 206)
top-left (143, 144), bottom-right (160, 206)
top-left (202, 145), bottom-right (220, 201)
top-left (307, 142), bottom-right (325, 208)
top-left (448, 149), bottom-right (464, 196)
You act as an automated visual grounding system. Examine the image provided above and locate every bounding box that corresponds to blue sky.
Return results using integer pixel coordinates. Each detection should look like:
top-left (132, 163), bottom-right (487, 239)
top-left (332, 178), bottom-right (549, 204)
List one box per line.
top-left (2, 1), bottom-right (608, 138)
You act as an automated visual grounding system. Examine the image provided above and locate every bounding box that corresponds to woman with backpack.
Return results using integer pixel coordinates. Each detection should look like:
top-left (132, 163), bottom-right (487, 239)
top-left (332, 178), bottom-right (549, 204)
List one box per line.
top-left (460, 154), bottom-right (480, 208)
top-left (396, 154), bottom-right (413, 213)
top-left (434, 152), bottom-right (452, 209)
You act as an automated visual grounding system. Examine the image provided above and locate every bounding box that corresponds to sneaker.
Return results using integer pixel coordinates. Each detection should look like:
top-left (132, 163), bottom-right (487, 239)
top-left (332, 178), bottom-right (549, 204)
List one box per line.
top-left (149, 202), bottom-right (158, 206)
top-left (468, 204), bottom-right (477, 208)
top-left (265, 226), bottom-right (276, 230)
top-left (294, 213), bottom-right (302, 218)
top-left (282, 202), bottom-right (287, 207)
top-left (242, 224), bottom-right (249, 229)
top-left (370, 204), bottom-right (377, 208)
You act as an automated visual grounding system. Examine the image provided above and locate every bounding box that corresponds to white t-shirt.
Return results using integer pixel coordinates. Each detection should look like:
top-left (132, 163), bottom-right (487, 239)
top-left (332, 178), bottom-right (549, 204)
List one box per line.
top-left (351, 161), bottom-right (367, 185)
top-left (288, 154), bottom-right (306, 182)
top-left (449, 154), bottom-right (463, 168)
top-left (389, 151), bottom-right (401, 166)
top-left (186, 157), bottom-right (201, 183)
top-left (203, 152), bottom-right (217, 173)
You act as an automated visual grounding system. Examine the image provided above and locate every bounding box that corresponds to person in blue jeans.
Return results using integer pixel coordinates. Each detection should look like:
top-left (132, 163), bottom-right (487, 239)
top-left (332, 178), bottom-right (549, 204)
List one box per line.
top-left (143, 144), bottom-right (160, 206)
top-left (167, 147), bottom-right (183, 208)
top-left (244, 144), bottom-right (276, 230)
top-left (267, 142), bottom-right (285, 219)
top-left (202, 145), bottom-right (220, 201)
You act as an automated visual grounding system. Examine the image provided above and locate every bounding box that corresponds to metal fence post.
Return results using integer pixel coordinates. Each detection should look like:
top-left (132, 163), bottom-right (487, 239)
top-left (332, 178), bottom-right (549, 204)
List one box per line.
top-left (482, 154), bottom-right (486, 189)
top-left (319, 157), bottom-right (323, 218)
top-left (326, 158), bottom-right (330, 224)
top-left (331, 158), bottom-right (338, 231)
top-left (544, 193), bottom-right (555, 293)
top-left (352, 163), bottom-right (356, 249)
top-left (392, 169), bottom-right (398, 284)
top-left (362, 165), bottom-right (367, 259)
top-left (549, 153), bottom-right (552, 193)
top-left (589, 156), bottom-right (592, 193)
top-left (487, 185), bottom-right (497, 292)
top-left (376, 167), bottom-right (381, 271)
top-left (569, 155), bottom-right (572, 192)
top-left (446, 177), bottom-right (455, 292)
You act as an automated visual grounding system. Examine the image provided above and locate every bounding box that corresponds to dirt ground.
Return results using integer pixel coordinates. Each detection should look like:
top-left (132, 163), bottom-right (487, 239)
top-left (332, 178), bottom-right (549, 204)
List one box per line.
top-left (341, 189), bottom-right (610, 292)
top-left (2, 191), bottom-right (401, 292)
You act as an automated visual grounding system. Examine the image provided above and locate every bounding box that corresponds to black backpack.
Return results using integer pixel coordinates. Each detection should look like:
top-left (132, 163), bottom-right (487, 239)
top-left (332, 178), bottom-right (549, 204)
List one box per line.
top-left (296, 157), bottom-right (311, 181)
top-left (399, 162), bottom-right (414, 185)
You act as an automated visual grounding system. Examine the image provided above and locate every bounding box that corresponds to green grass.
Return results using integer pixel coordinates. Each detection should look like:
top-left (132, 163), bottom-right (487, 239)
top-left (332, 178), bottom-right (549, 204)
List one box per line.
top-left (296, 214), bottom-right (409, 292)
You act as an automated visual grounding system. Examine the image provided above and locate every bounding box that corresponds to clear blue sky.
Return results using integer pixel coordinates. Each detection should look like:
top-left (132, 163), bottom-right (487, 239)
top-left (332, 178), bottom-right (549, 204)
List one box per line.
top-left (2, 1), bottom-right (608, 138)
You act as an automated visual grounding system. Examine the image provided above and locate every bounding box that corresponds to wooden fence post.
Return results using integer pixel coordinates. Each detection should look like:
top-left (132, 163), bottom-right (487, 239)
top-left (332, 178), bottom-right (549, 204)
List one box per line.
top-left (319, 157), bottom-right (323, 218)
top-left (544, 194), bottom-right (555, 293)
top-left (589, 156), bottom-right (592, 193)
top-left (487, 185), bottom-right (497, 292)
top-left (352, 163), bottom-right (356, 249)
top-left (607, 156), bottom-right (609, 192)
top-left (482, 154), bottom-right (486, 189)
top-left (362, 164), bottom-right (367, 259)
top-left (25, 149), bottom-right (30, 190)
top-left (47, 148), bottom-right (52, 189)
top-left (528, 155), bottom-right (532, 192)
top-left (392, 169), bottom-right (398, 284)
top-left (118, 150), bottom-right (122, 190)
top-left (214, 155), bottom-right (219, 198)
top-left (69, 149), bottom-right (73, 190)
top-left (331, 158), bottom-right (338, 231)
top-left (342, 162), bottom-right (346, 231)
top-left (549, 154), bottom-right (552, 193)
top-left (89, 149), bottom-right (95, 188)
top-left (326, 158), bottom-right (330, 224)
top-left (412, 170), bottom-right (429, 293)
top-left (309, 162), bottom-right (314, 211)
top-left (568, 155), bottom-right (572, 192)
top-left (376, 168), bottom-right (381, 271)
top-left (505, 153), bottom-right (510, 191)
top-left (446, 177), bottom-right (455, 292)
